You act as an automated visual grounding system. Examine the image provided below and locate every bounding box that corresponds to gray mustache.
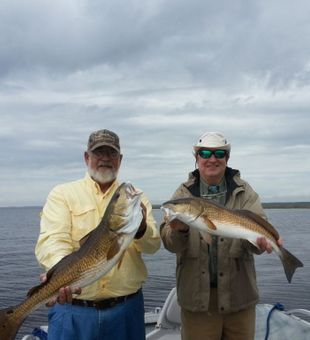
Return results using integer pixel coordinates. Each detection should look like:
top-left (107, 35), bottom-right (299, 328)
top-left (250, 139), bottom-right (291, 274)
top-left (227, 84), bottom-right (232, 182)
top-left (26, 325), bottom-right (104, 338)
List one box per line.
top-left (98, 162), bottom-right (113, 168)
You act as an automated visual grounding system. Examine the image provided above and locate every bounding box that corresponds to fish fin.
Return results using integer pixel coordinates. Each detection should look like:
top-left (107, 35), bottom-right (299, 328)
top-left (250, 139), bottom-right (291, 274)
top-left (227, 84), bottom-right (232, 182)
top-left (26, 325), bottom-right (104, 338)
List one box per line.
top-left (199, 231), bottom-right (212, 245)
top-left (279, 246), bottom-right (303, 283)
top-left (79, 232), bottom-right (91, 247)
top-left (27, 270), bottom-right (56, 297)
top-left (107, 238), bottom-right (121, 261)
top-left (28, 251), bottom-right (80, 298)
top-left (202, 215), bottom-right (217, 231)
top-left (44, 251), bottom-right (78, 280)
top-left (117, 252), bottom-right (125, 269)
top-left (0, 306), bottom-right (24, 340)
top-left (27, 282), bottom-right (44, 297)
top-left (237, 210), bottom-right (279, 240)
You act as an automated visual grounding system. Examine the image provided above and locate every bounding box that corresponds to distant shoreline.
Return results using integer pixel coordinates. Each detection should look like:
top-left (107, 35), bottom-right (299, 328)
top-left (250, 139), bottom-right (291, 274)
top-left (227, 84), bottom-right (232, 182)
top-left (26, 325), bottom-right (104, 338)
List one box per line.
top-left (152, 202), bottom-right (310, 209)
top-left (261, 202), bottom-right (310, 209)
top-left (1, 202), bottom-right (310, 209)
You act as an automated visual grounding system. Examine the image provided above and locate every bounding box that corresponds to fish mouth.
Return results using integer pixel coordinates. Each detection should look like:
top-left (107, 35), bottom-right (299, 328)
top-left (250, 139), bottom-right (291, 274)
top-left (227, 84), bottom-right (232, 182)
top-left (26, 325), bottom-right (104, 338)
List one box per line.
top-left (114, 183), bottom-right (142, 217)
top-left (108, 182), bottom-right (143, 234)
top-left (161, 207), bottom-right (182, 226)
top-left (111, 184), bottom-right (143, 234)
top-left (161, 203), bottom-right (204, 227)
top-left (125, 183), bottom-right (143, 198)
top-left (161, 207), bottom-right (172, 220)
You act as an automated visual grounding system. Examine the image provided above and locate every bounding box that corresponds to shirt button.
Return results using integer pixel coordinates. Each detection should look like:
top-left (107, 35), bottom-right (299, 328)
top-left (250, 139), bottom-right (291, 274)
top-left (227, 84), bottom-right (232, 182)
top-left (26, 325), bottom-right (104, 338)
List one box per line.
top-left (219, 272), bottom-right (223, 277)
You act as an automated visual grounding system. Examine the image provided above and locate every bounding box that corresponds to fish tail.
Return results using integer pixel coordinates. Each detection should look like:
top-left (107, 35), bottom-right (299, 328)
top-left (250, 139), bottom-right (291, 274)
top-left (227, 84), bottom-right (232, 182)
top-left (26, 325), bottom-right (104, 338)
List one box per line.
top-left (279, 246), bottom-right (303, 283)
top-left (0, 306), bottom-right (24, 340)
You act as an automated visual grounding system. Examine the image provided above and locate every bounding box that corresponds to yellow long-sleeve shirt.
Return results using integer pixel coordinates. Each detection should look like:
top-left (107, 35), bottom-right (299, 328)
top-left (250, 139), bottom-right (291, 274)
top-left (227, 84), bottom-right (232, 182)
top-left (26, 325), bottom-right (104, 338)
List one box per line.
top-left (35, 173), bottom-right (161, 300)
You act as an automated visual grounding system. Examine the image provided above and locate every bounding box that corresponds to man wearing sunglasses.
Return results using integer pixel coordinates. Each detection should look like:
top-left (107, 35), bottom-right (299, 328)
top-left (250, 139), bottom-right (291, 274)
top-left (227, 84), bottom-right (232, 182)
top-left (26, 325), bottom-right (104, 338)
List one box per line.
top-left (161, 131), bottom-right (282, 340)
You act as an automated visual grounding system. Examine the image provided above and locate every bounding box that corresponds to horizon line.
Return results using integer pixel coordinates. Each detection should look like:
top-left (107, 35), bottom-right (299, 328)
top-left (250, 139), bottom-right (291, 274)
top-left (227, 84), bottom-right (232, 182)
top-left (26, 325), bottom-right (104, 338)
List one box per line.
top-left (1, 201), bottom-right (310, 209)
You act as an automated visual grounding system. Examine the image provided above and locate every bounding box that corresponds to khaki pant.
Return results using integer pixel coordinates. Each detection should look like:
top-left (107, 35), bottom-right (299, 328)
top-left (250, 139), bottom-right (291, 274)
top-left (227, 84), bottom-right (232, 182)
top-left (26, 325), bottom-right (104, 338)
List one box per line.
top-left (181, 289), bottom-right (255, 340)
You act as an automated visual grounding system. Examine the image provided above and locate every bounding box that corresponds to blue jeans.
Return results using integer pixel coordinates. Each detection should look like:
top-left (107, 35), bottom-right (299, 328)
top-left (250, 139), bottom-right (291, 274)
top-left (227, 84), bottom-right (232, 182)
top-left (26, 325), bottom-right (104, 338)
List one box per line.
top-left (48, 290), bottom-right (145, 340)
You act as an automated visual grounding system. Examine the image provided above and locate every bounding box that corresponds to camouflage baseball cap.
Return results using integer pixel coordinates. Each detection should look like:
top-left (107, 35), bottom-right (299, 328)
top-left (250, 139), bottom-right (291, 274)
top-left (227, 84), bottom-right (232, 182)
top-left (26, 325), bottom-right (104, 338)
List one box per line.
top-left (87, 129), bottom-right (120, 152)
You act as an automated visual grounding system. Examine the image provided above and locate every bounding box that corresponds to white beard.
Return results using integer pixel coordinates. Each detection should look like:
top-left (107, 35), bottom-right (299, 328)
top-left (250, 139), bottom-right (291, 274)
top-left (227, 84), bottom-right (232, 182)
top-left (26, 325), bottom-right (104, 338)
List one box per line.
top-left (88, 167), bottom-right (118, 184)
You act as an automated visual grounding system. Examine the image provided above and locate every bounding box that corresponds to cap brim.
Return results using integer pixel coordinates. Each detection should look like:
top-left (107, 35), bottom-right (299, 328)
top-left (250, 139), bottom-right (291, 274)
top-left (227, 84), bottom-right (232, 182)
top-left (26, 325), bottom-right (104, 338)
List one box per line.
top-left (193, 144), bottom-right (231, 152)
top-left (89, 142), bottom-right (120, 152)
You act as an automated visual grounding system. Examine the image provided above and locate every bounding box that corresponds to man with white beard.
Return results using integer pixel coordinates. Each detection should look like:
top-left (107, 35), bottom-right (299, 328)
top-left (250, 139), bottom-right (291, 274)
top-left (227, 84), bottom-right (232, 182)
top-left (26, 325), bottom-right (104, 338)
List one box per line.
top-left (35, 129), bottom-right (160, 340)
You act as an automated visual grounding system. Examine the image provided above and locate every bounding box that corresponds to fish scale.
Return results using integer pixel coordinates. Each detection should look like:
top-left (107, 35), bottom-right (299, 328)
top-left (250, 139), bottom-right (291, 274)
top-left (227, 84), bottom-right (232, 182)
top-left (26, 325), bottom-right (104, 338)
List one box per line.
top-left (0, 182), bottom-right (143, 340)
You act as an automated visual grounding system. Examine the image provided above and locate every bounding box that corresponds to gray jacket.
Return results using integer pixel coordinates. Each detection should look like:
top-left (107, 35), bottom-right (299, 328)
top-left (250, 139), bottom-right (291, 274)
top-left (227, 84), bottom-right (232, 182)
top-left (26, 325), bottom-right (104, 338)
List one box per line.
top-left (160, 167), bottom-right (267, 313)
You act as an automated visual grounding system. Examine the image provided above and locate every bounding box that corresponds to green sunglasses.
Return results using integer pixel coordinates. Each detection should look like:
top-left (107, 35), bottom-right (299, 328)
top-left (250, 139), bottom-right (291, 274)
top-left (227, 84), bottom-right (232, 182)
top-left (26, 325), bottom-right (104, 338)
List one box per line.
top-left (197, 149), bottom-right (227, 159)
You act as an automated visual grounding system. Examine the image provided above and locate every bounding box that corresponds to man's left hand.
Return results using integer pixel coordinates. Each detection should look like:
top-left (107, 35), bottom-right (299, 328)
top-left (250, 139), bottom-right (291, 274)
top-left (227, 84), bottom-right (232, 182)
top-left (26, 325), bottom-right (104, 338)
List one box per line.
top-left (256, 236), bottom-right (283, 253)
top-left (40, 273), bottom-right (82, 307)
top-left (135, 203), bottom-right (147, 239)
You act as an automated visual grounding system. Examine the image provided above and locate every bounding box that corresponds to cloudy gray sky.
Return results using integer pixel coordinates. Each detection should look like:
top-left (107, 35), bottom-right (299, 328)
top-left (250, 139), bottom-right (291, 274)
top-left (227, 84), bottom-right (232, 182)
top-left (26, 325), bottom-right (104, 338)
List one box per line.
top-left (0, 0), bottom-right (310, 207)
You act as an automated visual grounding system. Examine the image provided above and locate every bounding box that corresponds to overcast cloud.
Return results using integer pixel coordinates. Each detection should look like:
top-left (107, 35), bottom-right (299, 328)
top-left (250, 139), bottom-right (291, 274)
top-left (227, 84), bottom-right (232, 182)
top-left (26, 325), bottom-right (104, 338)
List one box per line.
top-left (0, 0), bottom-right (310, 206)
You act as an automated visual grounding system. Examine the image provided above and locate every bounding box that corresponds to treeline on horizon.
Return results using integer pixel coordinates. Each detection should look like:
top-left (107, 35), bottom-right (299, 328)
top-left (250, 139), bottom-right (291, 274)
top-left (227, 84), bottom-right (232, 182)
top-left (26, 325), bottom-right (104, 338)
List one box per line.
top-left (152, 201), bottom-right (310, 209)
top-left (1, 202), bottom-right (310, 209)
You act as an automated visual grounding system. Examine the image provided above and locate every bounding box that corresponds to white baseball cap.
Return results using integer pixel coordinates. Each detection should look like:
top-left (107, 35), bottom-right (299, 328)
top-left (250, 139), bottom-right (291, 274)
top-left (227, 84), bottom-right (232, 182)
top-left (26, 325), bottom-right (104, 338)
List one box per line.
top-left (193, 132), bottom-right (231, 153)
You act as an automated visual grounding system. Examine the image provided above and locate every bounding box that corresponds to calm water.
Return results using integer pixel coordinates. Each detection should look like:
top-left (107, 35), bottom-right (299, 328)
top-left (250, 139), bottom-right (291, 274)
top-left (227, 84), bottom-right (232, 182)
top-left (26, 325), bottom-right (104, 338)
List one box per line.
top-left (0, 207), bottom-right (309, 339)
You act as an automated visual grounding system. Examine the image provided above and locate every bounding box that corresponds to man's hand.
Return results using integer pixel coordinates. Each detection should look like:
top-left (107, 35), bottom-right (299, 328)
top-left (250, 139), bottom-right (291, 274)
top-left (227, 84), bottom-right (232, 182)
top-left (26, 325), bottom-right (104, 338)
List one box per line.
top-left (134, 203), bottom-right (147, 239)
top-left (169, 218), bottom-right (189, 232)
top-left (256, 236), bottom-right (283, 253)
top-left (40, 273), bottom-right (82, 307)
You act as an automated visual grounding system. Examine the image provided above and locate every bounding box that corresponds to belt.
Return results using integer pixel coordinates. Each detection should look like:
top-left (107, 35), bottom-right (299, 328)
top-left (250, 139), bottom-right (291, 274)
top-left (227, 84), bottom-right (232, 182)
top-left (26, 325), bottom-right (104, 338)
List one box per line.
top-left (71, 290), bottom-right (140, 310)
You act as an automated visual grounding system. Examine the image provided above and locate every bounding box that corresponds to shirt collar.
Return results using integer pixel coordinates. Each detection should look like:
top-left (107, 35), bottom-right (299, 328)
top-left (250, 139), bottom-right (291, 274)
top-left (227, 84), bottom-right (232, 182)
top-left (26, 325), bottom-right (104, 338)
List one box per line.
top-left (199, 177), bottom-right (227, 204)
top-left (84, 172), bottom-right (119, 197)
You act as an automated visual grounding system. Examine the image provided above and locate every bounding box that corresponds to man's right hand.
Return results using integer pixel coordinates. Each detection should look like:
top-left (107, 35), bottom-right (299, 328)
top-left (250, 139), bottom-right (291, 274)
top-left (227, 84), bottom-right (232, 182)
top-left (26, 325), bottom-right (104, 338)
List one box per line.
top-left (169, 219), bottom-right (189, 232)
top-left (40, 273), bottom-right (82, 307)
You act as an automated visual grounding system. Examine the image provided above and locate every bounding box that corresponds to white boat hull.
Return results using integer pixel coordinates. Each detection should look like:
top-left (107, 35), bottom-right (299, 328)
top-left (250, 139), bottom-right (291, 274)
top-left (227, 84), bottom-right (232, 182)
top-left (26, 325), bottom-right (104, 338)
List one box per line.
top-left (22, 288), bottom-right (310, 340)
top-left (146, 288), bottom-right (310, 340)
